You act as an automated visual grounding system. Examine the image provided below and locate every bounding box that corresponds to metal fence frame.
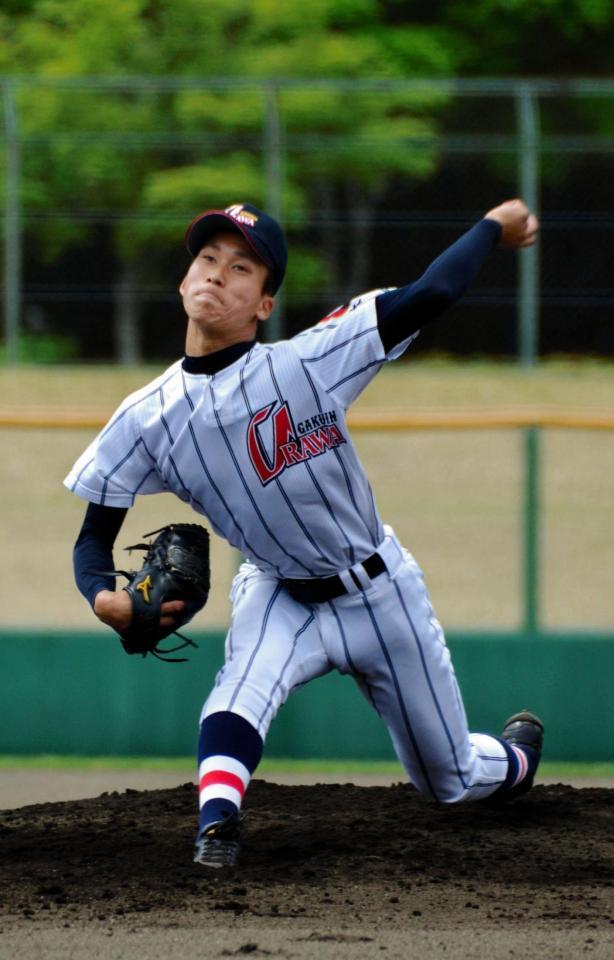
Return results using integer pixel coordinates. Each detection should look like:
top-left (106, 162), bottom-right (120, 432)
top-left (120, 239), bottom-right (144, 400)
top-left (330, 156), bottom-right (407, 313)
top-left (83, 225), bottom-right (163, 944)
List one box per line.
top-left (3, 76), bottom-right (614, 364)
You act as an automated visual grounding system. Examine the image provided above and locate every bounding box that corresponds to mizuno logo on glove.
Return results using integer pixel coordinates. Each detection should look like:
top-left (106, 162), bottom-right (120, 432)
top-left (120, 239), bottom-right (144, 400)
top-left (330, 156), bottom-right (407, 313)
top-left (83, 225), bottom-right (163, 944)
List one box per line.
top-left (136, 574), bottom-right (153, 604)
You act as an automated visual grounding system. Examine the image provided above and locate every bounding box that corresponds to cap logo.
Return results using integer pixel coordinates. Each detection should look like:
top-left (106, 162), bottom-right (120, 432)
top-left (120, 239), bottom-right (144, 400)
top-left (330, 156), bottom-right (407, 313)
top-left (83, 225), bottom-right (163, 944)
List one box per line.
top-left (225, 204), bottom-right (259, 228)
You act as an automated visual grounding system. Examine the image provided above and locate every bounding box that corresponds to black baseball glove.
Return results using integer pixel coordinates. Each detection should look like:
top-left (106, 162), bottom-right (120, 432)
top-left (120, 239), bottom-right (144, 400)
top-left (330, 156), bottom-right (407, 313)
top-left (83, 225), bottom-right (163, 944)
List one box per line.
top-left (111, 523), bottom-right (210, 662)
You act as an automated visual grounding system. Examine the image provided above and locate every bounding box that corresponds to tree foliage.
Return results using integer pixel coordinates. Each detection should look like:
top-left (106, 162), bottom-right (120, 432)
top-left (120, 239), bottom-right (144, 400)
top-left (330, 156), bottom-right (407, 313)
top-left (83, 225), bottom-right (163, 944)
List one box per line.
top-left (1, 0), bottom-right (455, 340)
top-left (1, 0), bottom-right (612, 357)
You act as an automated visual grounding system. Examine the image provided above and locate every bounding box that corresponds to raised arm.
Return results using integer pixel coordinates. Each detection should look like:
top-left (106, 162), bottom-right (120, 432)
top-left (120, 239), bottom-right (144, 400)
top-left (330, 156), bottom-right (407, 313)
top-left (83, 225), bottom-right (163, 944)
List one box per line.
top-left (376, 198), bottom-right (539, 354)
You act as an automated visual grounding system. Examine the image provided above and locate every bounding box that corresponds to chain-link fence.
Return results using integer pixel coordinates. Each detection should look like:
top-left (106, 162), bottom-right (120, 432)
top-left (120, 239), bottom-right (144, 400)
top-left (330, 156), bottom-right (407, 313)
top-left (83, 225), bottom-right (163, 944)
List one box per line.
top-left (2, 77), bottom-right (614, 364)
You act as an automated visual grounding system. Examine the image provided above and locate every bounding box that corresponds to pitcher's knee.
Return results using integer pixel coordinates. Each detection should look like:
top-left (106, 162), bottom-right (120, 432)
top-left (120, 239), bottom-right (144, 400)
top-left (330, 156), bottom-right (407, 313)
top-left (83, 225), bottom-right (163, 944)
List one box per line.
top-left (412, 773), bottom-right (472, 805)
top-left (434, 785), bottom-right (472, 805)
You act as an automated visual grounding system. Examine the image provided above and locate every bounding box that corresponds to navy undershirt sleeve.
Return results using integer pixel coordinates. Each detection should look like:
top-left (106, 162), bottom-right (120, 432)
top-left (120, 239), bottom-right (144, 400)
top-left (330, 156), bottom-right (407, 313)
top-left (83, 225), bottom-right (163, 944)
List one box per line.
top-left (73, 502), bottom-right (128, 609)
top-left (376, 218), bottom-right (502, 354)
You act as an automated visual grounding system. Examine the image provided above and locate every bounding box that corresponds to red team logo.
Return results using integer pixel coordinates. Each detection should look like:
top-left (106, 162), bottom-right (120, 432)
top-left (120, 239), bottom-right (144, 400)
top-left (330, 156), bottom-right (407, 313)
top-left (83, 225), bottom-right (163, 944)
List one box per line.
top-left (247, 401), bottom-right (346, 485)
top-left (317, 303), bottom-right (349, 324)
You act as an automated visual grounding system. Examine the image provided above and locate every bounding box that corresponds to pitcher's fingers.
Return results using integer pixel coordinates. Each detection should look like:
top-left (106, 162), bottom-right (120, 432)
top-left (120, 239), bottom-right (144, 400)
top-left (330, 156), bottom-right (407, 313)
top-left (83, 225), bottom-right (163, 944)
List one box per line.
top-left (160, 599), bottom-right (185, 627)
top-left (161, 599), bottom-right (185, 614)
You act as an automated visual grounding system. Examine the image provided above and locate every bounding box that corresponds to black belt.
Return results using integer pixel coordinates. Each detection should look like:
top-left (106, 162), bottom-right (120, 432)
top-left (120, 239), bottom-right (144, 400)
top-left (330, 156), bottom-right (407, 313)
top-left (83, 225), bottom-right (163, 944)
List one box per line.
top-left (282, 551), bottom-right (387, 604)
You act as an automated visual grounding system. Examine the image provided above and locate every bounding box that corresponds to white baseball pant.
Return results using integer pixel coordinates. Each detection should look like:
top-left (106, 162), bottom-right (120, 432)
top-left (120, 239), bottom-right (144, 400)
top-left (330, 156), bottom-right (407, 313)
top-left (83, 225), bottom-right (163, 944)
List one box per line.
top-left (202, 527), bottom-right (509, 802)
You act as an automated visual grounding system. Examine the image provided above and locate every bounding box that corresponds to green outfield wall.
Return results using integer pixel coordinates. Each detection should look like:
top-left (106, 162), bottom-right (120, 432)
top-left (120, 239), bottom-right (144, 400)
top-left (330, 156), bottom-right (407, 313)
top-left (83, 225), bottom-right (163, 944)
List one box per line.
top-left (2, 630), bottom-right (612, 762)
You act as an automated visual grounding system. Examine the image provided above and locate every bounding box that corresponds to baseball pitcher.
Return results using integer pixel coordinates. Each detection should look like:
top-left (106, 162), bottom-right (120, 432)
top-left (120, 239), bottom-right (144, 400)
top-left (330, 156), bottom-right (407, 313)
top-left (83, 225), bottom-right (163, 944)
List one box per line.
top-left (66, 198), bottom-right (543, 868)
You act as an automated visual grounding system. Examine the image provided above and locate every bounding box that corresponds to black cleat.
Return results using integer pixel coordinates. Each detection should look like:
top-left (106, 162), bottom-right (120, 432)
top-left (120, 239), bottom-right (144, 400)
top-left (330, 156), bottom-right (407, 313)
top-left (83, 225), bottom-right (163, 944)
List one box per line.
top-left (500, 710), bottom-right (544, 799)
top-left (194, 814), bottom-right (241, 869)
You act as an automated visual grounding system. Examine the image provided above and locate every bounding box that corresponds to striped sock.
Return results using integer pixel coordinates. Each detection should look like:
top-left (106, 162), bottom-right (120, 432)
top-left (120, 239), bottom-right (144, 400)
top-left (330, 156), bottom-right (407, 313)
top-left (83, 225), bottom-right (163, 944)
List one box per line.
top-left (509, 745), bottom-right (529, 786)
top-left (496, 737), bottom-right (539, 792)
top-left (199, 754), bottom-right (250, 823)
top-left (197, 711), bottom-right (263, 835)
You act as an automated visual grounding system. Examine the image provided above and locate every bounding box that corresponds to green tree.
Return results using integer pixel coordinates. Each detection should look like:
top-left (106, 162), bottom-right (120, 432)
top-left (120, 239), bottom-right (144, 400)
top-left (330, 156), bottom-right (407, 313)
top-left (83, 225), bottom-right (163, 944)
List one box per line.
top-left (2, 0), bottom-right (458, 357)
top-left (3, 0), bottom-right (610, 361)
top-left (431, 0), bottom-right (614, 75)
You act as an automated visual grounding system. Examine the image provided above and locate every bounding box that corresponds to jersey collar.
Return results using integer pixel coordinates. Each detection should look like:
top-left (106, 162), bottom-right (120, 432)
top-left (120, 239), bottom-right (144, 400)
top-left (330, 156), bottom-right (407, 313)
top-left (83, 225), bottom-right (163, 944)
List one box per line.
top-left (182, 340), bottom-right (256, 375)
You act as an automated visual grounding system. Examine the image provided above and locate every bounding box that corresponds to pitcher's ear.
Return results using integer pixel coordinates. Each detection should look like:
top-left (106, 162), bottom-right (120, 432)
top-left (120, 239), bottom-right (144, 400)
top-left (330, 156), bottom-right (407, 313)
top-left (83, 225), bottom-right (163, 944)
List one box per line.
top-left (256, 296), bottom-right (275, 322)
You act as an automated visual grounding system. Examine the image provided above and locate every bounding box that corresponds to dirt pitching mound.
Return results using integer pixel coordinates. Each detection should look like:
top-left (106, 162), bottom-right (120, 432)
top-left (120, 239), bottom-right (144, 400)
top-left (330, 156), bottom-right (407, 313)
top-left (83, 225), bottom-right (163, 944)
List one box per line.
top-left (1, 780), bottom-right (612, 944)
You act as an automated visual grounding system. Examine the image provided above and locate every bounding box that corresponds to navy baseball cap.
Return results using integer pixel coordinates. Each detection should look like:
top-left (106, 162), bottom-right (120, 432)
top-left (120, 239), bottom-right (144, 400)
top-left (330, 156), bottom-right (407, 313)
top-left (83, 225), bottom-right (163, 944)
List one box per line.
top-left (184, 202), bottom-right (287, 294)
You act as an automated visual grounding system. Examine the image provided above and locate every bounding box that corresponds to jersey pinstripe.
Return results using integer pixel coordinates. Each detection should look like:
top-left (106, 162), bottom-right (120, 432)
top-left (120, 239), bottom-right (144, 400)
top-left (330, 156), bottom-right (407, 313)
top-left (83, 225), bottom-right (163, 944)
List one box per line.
top-left (64, 290), bottom-right (418, 578)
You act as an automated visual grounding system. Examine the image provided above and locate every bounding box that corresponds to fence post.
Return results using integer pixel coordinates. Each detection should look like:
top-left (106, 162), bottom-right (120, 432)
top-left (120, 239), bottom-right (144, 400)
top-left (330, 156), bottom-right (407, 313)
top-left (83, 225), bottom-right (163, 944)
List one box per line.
top-left (264, 84), bottom-right (284, 342)
top-left (522, 426), bottom-right (540, 632)
top-left (515, 83), bottom-right (541, 367)
top-left (2, 80), bottom-right (22, 365)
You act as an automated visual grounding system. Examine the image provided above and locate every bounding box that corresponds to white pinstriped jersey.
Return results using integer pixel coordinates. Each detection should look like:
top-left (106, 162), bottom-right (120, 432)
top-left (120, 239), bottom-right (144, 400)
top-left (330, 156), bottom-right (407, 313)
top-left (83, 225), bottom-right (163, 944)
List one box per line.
top-left (65, 290), bottom-right (417, 578)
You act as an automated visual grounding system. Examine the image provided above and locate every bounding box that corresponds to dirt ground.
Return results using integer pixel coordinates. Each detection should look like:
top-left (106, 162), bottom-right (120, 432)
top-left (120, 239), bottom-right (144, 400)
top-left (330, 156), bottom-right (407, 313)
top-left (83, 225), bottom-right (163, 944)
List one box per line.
top-left (1, 780), bottom-right (612, 960)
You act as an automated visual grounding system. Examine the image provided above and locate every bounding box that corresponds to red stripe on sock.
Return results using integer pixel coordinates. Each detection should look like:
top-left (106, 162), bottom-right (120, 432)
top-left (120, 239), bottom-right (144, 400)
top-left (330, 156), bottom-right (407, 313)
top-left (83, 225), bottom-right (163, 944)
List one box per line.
top-left (199, 770), bottom-right (246, 797)
top-left (512, 746), bottom-right (528, 785)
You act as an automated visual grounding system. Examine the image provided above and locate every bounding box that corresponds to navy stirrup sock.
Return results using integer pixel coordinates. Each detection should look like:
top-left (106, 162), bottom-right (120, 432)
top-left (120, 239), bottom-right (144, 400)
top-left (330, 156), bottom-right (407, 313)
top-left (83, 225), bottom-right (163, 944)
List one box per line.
top-left (197, 711), bottom-right (263, 835)
top-left (496, 737), bottom-right (540, 793)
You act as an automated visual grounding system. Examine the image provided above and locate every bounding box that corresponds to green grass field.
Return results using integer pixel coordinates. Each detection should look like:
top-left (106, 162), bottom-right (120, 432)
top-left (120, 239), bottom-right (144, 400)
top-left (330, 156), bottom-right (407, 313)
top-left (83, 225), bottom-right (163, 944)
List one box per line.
top-left (0, 754), bottom-right (612, 779)
top-left (2, 359), bottom-right (614, 631)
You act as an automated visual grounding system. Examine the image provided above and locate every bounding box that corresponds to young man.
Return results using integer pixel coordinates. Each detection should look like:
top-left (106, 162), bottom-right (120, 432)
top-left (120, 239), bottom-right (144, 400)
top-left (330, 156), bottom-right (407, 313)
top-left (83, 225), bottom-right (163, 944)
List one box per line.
top-left (66, 199), bottom-right (543, 869)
